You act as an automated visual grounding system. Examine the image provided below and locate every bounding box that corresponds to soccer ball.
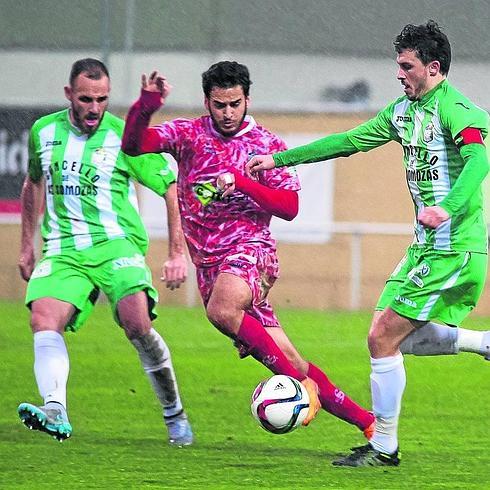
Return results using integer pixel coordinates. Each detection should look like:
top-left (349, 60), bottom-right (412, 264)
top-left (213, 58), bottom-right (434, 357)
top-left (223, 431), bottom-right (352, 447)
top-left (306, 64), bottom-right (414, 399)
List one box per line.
top-left (251, 375), bottom-right (310, 434)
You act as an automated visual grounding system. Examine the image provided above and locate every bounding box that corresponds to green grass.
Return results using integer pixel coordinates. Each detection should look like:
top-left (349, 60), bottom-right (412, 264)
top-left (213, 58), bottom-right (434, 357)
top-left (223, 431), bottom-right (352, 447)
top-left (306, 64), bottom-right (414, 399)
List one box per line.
top-left (1, 302), bottom-right (489, 489)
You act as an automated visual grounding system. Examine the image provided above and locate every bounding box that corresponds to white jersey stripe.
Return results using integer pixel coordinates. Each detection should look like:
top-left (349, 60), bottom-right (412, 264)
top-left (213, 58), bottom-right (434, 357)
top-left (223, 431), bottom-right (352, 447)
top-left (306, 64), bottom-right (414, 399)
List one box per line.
top-left (65, 132), bottom-right (93, 250)
top-left (408, 107), bottom-right (426, 244)
top-left (426, 105), bottom-right (451, 250)
top-left (95, 130), bottom-right (125, 239)
top-left (38, 123), bottom-right (62, 256)
top-left (128, 181), bottom-right (139, 212)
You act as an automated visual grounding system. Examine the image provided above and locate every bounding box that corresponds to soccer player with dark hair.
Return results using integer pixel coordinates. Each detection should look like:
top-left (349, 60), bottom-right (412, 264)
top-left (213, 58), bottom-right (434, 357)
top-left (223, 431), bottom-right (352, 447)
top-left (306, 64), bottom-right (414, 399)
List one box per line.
top-left (17, 58), bottom-right (193, 445)
top-left (122, 60), bottom-right (378, 436)
top-left (246, 21), bottom-right (490, 466)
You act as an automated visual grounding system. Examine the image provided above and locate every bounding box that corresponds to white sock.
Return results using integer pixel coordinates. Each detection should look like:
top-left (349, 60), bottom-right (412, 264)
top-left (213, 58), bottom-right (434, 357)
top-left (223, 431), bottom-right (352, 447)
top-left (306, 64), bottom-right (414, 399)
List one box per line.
top-left (369, 353), bottom-right (405, 454)
top-left (400, 322), bottom-right (458, 356)
top-left (131, 328), bottom-right (183, 418)
top-left (457, 328), bottom-right (486, 354)
top-left (33, 331), bottom-right (69, 408)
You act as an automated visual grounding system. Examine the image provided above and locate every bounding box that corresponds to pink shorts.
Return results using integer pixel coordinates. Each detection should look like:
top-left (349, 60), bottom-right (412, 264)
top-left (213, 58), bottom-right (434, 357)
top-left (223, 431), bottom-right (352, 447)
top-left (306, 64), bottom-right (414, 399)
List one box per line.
top-left (196, 244), bottom-right (280, 327)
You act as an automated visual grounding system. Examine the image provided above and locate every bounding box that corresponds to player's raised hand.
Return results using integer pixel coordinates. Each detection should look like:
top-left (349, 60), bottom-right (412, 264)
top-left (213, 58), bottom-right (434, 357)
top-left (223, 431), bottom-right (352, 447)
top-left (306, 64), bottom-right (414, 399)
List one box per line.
top-left (245, 154), bottom-right (276, 178)
top-left (417, 205), bottom-right (450, 229)
top-left (18, 246), bottom-right (36, 282)
top-left (141, 71), bottom-right (173, 104)
top-left (216, 172), bottom-right (236, 198)
top-left (161, 253), bottom-right (187, 290)
top-left (300, 377), bottom-right (321, 426)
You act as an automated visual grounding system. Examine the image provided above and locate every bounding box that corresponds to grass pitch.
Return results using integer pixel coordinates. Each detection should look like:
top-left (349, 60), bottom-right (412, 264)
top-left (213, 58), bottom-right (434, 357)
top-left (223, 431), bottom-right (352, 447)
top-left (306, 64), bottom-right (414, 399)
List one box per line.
top-left (0, 302), bottom-right (489, 489)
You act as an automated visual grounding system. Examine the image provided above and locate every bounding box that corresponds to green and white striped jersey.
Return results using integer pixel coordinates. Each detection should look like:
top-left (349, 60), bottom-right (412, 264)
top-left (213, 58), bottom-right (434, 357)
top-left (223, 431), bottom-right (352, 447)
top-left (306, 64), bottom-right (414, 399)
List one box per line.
top-left (275, 79), bottom-right (489, 253)
top-left (28, 109), bottom-right (175, 256)
top-left (346, 80), bottom-right (489, 253)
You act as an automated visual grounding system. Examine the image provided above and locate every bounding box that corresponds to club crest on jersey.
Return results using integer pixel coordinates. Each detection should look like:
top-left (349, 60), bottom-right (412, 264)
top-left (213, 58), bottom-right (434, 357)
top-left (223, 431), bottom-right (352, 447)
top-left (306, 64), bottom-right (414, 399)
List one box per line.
top-left (423, 123), bottom-right (434, 143)
top-left (92, 148), bottom-right (107, 165)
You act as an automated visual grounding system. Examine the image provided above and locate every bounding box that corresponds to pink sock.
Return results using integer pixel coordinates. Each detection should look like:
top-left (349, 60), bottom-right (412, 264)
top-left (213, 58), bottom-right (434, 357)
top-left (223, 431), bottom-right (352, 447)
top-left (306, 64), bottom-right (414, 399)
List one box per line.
top-left (307, 362), bottom-right (374, 430)
top-left (236, 314), bottom-right (306, 381)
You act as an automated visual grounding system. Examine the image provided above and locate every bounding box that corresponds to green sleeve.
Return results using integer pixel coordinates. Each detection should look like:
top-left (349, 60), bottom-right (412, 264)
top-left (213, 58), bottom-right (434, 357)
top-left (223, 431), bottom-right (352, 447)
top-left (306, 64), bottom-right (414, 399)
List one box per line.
top-left (440, 143), bottom-right (490, 215)
top-left (125, 153), bottom-right (176, 196)
top-left (273, 132), bottom-right (359, 167)
top-left (27, 127), bottom-right (43, 182)
top-left (346, 104), bottom-right (400, 151)
top-left (273, 103), bottom-right (398, 168)
top-left (441, 95), bottom-right (489, 141)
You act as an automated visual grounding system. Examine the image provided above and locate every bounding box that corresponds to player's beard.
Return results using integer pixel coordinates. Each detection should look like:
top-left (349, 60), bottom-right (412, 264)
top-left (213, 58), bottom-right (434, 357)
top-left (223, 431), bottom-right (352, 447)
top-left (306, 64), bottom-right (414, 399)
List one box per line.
top-left (70, 107), bottom-right (101, 136)
top-left (210, 107), bottom-right (247, 137)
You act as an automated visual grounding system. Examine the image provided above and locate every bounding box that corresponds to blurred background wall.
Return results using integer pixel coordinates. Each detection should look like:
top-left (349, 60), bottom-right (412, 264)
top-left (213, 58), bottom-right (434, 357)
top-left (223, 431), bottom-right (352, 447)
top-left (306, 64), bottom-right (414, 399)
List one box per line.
top-left (2, 0), bottom-right (490, 110)
top-left (1, 0), bottom-right (490, 314)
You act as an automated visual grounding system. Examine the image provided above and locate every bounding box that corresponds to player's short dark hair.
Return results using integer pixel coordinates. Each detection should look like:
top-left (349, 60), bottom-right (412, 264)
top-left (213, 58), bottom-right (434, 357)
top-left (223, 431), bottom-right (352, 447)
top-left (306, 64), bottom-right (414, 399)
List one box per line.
top-left (69, 58), bottom-right (110, 86)
top-left (201, 61), bottom-right (252, 98)
top-left (394, 20), bottom-right (451, 75)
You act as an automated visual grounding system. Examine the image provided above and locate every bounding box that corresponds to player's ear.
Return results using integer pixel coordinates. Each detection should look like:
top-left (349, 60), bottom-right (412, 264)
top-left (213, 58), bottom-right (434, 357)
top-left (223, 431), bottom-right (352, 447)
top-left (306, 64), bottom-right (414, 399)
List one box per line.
top-left (64, 85), bottom-right (72, 101)
top-left (204, 97), bottom-right (210, 111)
top-left (428, 61), bottom-right (440, 76)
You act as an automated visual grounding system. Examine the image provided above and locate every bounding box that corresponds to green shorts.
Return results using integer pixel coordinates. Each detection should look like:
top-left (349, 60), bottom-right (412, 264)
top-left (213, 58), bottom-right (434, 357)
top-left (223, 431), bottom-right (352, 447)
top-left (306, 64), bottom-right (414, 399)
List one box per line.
top-left (376, 245), bottom-right (487, 326)
top-left (26, 238), bottom-right (158, 332)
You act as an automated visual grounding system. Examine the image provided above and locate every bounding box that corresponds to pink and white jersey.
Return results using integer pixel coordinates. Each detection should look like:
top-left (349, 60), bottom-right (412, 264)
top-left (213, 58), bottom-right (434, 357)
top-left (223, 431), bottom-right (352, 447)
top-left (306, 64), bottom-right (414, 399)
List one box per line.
top-left (152, 115), bottom-right (300, 266)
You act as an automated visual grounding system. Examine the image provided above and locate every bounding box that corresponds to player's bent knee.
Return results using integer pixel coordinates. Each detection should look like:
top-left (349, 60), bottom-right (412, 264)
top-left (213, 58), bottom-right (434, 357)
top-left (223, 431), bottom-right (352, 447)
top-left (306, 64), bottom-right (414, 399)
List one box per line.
top-left (367, 321), bottom-right (390, 353)
top-left (30, 311), bottom-right (64, 333)
top-left (120, 320), bottom-right (152, 340)
top-left (368, 317), bottom-right (405, 357)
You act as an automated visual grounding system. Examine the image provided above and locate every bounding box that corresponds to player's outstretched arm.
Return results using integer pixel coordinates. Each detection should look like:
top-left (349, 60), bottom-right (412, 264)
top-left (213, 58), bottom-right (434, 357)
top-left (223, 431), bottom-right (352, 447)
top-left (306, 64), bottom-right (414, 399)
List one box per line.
top-left (162, 184), bottom-right (187, 290)
top-left (246, 133), bottom-right (362, 179)
top-left (18, 176), bottom-right (44, 281)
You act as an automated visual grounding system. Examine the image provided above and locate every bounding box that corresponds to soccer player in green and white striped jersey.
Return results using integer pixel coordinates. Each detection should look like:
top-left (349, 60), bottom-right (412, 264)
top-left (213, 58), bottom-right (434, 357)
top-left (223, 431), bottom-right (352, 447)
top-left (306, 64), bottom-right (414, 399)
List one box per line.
top-left (246, 21), bottom-right (489, 466)
top-left (17, 58), bottom-right (193, 445)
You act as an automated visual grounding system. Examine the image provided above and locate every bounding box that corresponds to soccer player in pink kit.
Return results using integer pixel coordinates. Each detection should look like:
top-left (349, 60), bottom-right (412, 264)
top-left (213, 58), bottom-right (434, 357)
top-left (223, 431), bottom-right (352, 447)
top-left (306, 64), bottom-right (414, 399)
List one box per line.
top-left (122, 61), bottom-right (375, 435)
